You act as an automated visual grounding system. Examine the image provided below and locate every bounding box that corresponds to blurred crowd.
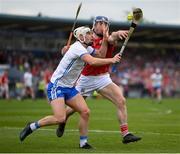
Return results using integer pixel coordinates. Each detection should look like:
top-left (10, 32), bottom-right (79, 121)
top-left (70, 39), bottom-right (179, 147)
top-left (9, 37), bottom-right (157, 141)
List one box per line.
top-left (0, 50), bottom-right (60, 100)
top-left (111, 48), bottom-right (180, 98)
top-left (0, 48), bottom-right (180, 100)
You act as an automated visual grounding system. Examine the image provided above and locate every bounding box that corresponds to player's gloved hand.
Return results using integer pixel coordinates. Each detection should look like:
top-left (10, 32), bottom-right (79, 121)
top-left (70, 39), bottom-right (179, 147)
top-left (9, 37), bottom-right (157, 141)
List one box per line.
top-left (61, 46), bottom-right (69, 55)
top-left (112, 53), bottom-right (121, 63)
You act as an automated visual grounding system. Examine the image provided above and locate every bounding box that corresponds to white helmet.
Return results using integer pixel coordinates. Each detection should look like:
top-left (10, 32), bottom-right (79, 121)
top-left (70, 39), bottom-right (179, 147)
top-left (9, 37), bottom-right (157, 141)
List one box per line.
top-left (73, 26), bottom-right (91, 41)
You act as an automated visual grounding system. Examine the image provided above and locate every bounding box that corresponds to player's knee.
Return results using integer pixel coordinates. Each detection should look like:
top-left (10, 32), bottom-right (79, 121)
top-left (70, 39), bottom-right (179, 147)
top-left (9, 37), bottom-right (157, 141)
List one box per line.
top-left (121, 97), bottom-right (126, 105)
top-left (81, 108), bottom-right (90, 119)
top-left (116, 96), bottom-right (126, 108)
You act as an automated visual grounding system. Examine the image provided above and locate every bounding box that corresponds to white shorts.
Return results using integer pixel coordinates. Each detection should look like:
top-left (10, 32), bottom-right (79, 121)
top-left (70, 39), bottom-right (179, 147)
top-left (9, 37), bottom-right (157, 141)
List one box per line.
top-left (0, 84), bottom-right (9, 93)
top-left (76, 74), bottom-right (112, 96)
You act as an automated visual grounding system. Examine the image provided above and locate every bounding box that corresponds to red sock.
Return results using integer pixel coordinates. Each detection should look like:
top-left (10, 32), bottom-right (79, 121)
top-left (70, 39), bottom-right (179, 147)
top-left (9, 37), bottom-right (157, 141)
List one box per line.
top-left (120, 123), bottom-right (129, 137)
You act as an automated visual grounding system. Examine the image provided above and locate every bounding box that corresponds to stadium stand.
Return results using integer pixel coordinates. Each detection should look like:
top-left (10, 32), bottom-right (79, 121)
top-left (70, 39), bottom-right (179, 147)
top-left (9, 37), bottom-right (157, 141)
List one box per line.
top-left (0, 14), bottom-right (180, 99)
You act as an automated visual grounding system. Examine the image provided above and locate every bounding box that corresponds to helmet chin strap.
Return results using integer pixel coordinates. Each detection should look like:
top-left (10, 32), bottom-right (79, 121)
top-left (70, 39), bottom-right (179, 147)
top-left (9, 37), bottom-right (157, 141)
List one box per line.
top-left (84, 42), bottom-right (93, 46)
top-left (93, 29), bottom-right (103, 38)
top-left (78, 36), bottom-right (93, 47)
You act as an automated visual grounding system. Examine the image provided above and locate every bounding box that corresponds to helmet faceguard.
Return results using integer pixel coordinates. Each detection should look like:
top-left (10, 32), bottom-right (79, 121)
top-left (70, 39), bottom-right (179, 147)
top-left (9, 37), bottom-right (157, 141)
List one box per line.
top-left (73, 26), bottom-right (91, 39)
top-left (73, 26), bottom-right (91, 41)
top-left (93, 16), bottom-right (110, 37)
top-left (73, 26), bottom-right (92, 45)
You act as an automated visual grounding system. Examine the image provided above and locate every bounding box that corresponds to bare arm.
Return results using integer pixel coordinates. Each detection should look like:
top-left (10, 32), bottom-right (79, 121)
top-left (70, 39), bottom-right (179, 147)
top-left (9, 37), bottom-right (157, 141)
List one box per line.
top-left (81, 53), bottom-right (121, 66)
top-left (108, 30), bottom-right (128, 45)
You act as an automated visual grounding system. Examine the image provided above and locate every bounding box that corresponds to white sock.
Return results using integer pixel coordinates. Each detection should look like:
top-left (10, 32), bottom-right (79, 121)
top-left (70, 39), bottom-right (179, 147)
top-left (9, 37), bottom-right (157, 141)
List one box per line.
top-left (30, 122), bottom-right (40, 131)
top-left (80, 136), bottom-right (87, 147)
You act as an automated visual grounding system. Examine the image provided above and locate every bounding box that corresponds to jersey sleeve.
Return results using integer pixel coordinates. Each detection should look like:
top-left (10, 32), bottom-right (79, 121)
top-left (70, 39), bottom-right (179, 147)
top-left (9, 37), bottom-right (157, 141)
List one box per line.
top-left (72, 43), bottom-right (90, 58)
top-left (87, 46), bottom-right (96, 55)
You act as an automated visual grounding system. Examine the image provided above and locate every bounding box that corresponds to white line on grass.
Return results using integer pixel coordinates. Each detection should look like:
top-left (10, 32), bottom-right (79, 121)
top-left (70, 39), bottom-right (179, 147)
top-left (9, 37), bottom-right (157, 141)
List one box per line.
top-left (1, 126), bottom-right (180, 137)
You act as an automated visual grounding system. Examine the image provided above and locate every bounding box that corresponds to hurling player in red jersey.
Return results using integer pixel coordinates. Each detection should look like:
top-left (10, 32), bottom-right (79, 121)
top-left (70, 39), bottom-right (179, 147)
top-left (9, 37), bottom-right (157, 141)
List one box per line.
top-left (57, 16), bottom-right (141, 144)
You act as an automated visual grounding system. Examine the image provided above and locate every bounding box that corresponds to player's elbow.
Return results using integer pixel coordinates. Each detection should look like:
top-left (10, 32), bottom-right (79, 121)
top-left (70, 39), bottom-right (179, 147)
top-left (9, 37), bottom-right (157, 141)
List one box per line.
top-left (87, 59), bottom-right (97, 66)
top-left (82, 55), bottom-right (96, 66)
top-left (88, 62), bottom-right (94, 66)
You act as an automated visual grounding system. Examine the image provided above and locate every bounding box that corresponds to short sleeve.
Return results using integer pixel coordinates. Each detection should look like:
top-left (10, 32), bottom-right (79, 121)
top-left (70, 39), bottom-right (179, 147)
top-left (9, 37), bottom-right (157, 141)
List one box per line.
top-left (72, 42), bottom-right (90, 58)
top-left (87, 46), bottom-right (96, 55)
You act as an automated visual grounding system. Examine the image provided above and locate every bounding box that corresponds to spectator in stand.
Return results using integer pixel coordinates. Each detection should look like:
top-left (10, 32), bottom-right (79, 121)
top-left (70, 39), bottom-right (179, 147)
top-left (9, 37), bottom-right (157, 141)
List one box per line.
top-left (44, 68), bottom-right (53, 90)
top-left (0, 70), bottom-right (9, 99)
top-left (37, 71), bottom-right (46, 98)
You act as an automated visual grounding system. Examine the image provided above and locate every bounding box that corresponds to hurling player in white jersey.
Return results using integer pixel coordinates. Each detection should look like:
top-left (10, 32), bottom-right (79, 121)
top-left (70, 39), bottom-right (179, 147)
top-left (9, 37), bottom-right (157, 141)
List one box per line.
top-left (19, 26), bottom-right (121, 149)
top-left (23, 68), bottom-right (35, 99)
top-left (151, 68), bottom-right (163, 102)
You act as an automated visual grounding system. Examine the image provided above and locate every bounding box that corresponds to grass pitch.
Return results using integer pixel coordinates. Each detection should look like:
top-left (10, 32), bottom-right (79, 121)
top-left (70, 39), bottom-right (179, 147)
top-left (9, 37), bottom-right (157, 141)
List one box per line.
top-left (0, 98), bottom-right (180, 153)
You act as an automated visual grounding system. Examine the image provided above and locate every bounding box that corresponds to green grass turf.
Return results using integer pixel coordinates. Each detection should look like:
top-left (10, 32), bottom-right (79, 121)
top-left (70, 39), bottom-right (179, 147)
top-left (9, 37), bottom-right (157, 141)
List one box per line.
top-left (0, 98), bottom-right (180, 153)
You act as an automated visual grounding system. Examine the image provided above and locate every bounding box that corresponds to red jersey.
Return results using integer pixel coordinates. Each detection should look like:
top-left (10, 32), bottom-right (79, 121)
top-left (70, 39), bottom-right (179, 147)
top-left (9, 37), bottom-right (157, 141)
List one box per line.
top-left (0, 72), bottom-right (8, 85)
top-left (81, 37), bottom-right (115, 76)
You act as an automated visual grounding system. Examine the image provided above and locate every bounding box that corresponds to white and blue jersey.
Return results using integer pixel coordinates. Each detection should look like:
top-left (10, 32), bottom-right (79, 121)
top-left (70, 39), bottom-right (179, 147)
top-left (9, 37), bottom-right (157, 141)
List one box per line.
top-left (151, 73), bottom-right (163, 90)
top-left (47, 41), bottom-right (95, 101)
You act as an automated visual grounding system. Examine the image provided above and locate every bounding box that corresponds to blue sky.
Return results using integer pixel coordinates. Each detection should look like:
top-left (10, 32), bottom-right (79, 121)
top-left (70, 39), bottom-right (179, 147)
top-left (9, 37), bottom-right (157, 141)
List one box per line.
top-left (0, 0), bottom-right (180, 25)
